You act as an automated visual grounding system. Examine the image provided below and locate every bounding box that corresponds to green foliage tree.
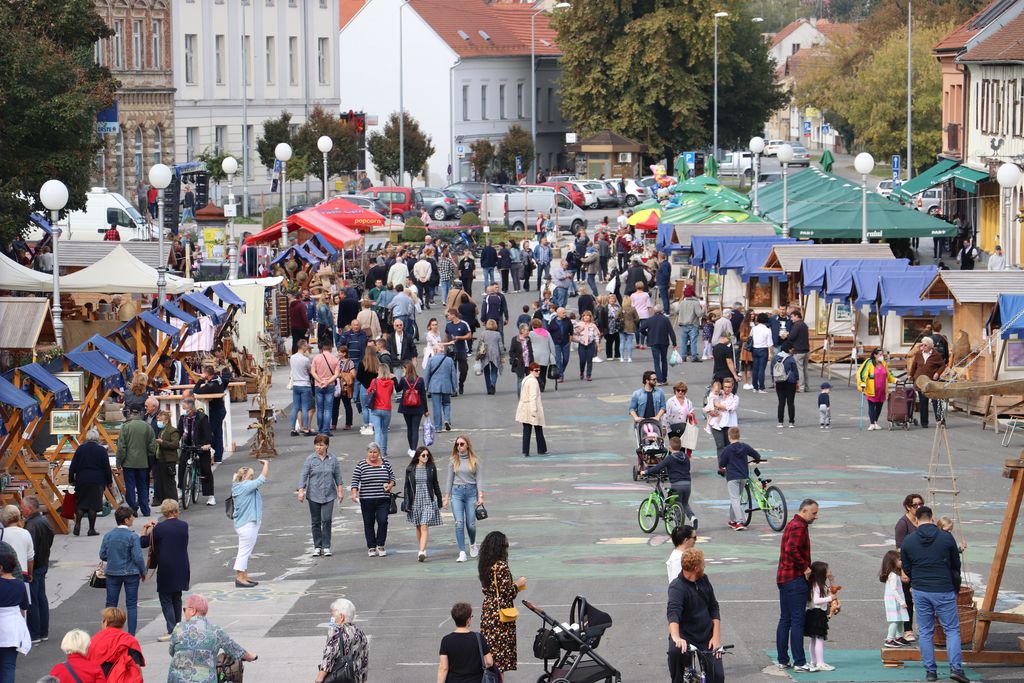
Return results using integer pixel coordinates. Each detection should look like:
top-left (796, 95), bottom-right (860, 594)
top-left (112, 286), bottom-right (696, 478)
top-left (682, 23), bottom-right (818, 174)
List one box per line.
top-left (495, 126), bottom-right (534, 178)
top-left (365, 112), bottom-right (435, 185)
top-left (470, 140), bottom-right (496, 180)
top-left (196, 148), bottom-right (232, 184)
top-left (256, 111), bottom-right (294, 172)
top-left (0, 0), bottom-right (118, 244)
top-left (294, 105), bottom-right (360, 182)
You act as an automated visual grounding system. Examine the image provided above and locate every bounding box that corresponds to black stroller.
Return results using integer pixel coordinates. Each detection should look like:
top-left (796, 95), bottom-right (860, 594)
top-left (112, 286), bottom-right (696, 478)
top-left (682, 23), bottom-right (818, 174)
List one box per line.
top-left (526, 596), bottom-right (622, 683)
top-left (632, 418), bottom-right (667, 481)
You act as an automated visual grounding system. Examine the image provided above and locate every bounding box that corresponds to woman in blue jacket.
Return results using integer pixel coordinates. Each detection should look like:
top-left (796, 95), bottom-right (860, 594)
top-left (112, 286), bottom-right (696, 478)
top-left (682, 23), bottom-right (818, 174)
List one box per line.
top-left (424, 345), bottom-right (458, 431)
top-left (231, 459), bottom-right (269, 588)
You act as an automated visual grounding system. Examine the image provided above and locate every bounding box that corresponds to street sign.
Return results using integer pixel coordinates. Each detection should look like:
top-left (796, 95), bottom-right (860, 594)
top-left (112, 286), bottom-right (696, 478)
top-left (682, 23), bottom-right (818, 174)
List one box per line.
top-left (457, 145), bottom-right (465, 159)
top-left (891, 155), bottom-right (900, 172)
top-left (515, 155), bottom-right (522, 175)
top-left (224, 203), bottom-right (237, 218)
top-left (96, 102), bottom-right (119, 135)
top-left (566, 132), bottom-right (578, 144)
top-left (803, 121), bottom-right (811, 137)
top-left (821, 123), bottom-right (830, 135)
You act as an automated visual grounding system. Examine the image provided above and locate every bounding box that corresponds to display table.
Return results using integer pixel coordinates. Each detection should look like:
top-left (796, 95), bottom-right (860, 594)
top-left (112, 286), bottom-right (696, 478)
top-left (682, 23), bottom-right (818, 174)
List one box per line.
top-left (158, 385), bottom-right (238, 453)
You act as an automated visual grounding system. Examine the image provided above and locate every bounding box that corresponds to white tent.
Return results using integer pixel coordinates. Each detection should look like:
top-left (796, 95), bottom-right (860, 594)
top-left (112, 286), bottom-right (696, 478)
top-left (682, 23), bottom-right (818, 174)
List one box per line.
top-left (59, 245), bottom-right (193, 294)
top-left (0, 252), bottom-right (53, 292)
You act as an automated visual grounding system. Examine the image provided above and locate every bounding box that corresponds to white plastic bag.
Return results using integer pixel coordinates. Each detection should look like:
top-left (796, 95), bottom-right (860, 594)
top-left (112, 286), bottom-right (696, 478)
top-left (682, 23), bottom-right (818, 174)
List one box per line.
top-left (669, 349), bottom-right (682, 367)
top-left (473, 359), bottom-right (483, 376)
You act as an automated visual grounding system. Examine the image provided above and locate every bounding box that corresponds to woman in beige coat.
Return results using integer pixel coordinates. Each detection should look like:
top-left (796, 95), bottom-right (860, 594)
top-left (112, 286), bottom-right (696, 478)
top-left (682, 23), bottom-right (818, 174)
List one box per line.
top-left (516, 363), bottom-right (547, 457)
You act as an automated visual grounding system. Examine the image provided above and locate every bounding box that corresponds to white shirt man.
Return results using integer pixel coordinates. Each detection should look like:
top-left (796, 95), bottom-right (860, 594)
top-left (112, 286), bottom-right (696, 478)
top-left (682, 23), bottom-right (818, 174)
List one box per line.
top-left (751, 322), bottom-right (773, 349)
top-left (989, 246), bottom-right (1007, 271)
top-left (387, 259), bottom-right (409, 288)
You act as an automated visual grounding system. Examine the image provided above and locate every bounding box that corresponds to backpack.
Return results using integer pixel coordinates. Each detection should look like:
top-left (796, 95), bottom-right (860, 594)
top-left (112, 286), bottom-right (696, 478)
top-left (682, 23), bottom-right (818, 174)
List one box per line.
top-left (772, 355), bottom-right (789, 382)
top-left (401, 379), bottom-right (422, 408)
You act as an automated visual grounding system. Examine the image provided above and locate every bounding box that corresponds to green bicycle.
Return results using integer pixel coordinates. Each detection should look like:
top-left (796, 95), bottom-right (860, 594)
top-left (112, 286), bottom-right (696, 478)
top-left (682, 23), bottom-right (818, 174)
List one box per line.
top-left (637, 476), bottom-right (684, 535)
top-left (738, 459), bottom-right (788, 532)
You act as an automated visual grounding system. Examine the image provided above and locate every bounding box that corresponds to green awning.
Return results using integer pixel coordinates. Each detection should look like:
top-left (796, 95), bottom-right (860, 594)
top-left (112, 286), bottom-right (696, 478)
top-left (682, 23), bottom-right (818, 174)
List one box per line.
top-left (893, 159), bottom-right (959, 201)
top-left (947, 165), bottom-right (989, 193)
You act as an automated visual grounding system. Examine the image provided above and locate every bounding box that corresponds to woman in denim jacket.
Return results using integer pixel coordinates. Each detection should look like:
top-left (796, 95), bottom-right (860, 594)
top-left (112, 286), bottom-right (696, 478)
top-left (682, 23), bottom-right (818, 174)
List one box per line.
top-left (98, 506), bottom-right (147, 635)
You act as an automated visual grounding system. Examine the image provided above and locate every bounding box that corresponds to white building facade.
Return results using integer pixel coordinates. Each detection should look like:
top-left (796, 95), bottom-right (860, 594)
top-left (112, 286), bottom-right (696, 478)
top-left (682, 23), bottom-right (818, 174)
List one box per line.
top-left (171, 0), bottom-right (340, 213)
top-left (339, 0), bottom-right (568, 187)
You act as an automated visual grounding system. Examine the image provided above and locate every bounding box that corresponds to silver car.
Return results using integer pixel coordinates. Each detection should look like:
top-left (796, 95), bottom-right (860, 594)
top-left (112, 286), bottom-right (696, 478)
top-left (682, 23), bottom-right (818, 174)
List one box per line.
top-left (789, 145), bottom-right (812, 167)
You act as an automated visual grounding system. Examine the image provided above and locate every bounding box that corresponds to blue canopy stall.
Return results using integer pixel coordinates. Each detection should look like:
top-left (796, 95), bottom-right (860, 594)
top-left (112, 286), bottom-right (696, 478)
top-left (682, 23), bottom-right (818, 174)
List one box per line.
top-left (299, 239), bottom-right (328, 262)
top-left (74, 334), bottom-right (135, 370)
top-left (204, 282), bottom-right (247, 312)
top-left (49, 349), bottom-right (125, 459)
top-left (178, 293), bottom-right (228, 325)
top-left (310, 232), bottom-right (339, 257)
top-left (158, 300), bottom-right (201, 335)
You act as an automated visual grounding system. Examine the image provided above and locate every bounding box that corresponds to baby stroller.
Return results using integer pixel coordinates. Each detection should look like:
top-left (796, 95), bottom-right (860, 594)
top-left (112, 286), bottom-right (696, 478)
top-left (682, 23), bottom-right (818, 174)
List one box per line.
top-left (527, 596), bottom-right (622, 683)
top-left (887, 378), bottom-right (918, 430)
top-left (632, 418), bottom-right (667, 481)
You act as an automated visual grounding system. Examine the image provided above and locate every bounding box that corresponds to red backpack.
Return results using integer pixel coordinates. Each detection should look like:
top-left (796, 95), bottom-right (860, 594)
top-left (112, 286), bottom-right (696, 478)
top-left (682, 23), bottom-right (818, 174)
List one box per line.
top-left (401, 379), bottom-right (422, 408)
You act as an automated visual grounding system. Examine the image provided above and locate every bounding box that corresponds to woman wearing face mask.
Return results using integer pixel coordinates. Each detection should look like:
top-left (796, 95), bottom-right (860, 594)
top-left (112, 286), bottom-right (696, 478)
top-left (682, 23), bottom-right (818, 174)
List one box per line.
top-left (442, 436), bottom-right (484, 563)
top-left (154, 410), bottom-right (180, 503)
top-left (315, 599), bottom-right (368, 683)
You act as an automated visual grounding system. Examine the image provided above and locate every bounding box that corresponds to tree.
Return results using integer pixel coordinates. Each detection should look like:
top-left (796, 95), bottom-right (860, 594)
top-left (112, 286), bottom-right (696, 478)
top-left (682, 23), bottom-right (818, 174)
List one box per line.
top-left (470, 140), bottom-right (496, 180)
top-left (365, 112), bottom-right (435, 185)
top-left (256, 111), bottom-right (294, 173)
top-left (195, 148), bottom-right (232, 184)
top-left (0, 0), bottom-right (117, 244)
top-left (293, 105), bottom-right (360, 182)
top-left (496, 126), bottom-right (534, 178)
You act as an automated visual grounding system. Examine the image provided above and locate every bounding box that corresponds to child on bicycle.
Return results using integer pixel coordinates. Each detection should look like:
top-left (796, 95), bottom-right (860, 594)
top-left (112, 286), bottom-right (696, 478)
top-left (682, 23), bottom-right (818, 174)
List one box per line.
top-left (805, 561), bottom-right (836, 672)
top-left (880, 550), bottom-right (910, 648)
top-left (716, 427), bottom-right (761, 531)
top-left (640, 436), bottom-right (698, 531)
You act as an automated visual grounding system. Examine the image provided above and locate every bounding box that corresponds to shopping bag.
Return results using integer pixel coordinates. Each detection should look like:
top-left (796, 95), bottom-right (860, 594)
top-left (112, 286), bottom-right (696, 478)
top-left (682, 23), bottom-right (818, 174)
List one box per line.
top-left (473, 360), bottom-right (483, 376)
top-left (669, 349), bottom-right (682, 367)
top-left (60, 491), bottom-right (77, 519)
top-left (422, 420), bottom-right (435, 447)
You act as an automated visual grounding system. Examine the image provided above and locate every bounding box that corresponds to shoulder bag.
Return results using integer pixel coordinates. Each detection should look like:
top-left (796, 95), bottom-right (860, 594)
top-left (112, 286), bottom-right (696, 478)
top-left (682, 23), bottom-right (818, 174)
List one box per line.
top-left (476, 632), bottom-right (501, 683)
top-left (492, 565), bottom-right (519, 623)
top-left (89, 562), bottom-right (107, 589)
top-left (225, 495), bottom-right (236, 520)
top-left (62, 661), bottom-right (84, 683)
top-left (323, 627), bottom-right (357, 683)
top-left (547, 364), bottom-right (562, 381)
top-left (475, 503), bottom-right (489, 521)
top-left (215, 652), bottom-right (245, 683)
top-left (146, 527), bottom-right (158, 570)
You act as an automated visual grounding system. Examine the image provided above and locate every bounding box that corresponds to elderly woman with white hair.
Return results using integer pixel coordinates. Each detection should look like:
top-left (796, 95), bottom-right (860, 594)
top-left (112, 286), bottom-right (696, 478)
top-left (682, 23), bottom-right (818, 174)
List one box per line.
top-left (46, 629), bottom-right (105, 682)
top-left (67, 428), bottom-right (113, 536)
top-left (315, 598), bottom-right (369, 683)
top-left (231, 459), bottom-right (269, 588)
top-left (169, 594), bottom-right (257, 683)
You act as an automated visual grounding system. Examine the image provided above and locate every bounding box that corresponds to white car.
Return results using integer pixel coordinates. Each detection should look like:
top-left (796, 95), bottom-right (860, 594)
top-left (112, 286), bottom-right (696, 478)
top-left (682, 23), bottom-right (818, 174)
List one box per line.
top-left (763, 139), bottom-right (788, 156)
top-left (620, 179), bottom-right (649, 207)
top-left (569, 181), bottom-right (598, 209)
top-left (876, 180), bottom-right (895, 198)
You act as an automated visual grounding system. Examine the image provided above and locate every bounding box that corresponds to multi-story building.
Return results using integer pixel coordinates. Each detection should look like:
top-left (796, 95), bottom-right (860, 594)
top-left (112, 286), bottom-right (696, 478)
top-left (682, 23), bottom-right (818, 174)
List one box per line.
top-left (92, 1), bottom-right (175, 200)
top-left (171, 0), bottom-right (340, 213)
top-left (339, 0), bottom-right (569, 186)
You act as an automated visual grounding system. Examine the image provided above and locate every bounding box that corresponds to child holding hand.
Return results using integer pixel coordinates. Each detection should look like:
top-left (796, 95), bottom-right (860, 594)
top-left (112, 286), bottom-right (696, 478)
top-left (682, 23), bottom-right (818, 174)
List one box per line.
top-left (881, 550), bottom-right (910, 648)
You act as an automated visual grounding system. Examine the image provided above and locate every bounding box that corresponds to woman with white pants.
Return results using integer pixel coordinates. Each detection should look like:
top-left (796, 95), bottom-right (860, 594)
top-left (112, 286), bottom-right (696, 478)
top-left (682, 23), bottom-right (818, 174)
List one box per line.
top-left (231, 459), bottom-right (269, 588)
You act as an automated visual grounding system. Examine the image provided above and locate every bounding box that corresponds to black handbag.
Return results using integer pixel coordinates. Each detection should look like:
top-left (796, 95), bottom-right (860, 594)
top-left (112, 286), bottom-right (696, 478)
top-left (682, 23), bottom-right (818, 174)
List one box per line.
top-left (547, 364), bottom-right (562, 380)
top-left (215, 652), bottom-right (244, 682)
top-left (388, 492), bottom-right (400, 515)
top-left (533, 627), bottom-right (561, 660)
top-left (476, 632), bottom-right (501, 683)
top-left (475, 503), bottom-right (488, 521)
top-left (668, 422), bottom-right (688, 438)
top-left (89, 563), bottom-right (107, 589)
top-left (324, 629), bottom-right (357, 683)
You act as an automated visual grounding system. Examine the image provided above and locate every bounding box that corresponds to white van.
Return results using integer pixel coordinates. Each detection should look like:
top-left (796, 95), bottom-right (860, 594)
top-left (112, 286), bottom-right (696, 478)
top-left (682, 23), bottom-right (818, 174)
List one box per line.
top-left (27, 187), bottom-right (151, 242)
top-left (479, 189), bottom-right (587, 233)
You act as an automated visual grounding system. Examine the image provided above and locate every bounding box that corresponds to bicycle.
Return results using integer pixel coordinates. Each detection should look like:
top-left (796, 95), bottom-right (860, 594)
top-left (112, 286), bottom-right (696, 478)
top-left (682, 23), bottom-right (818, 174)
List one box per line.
top-left (737, 459), bottom-right (787, 532)
top-left (678, 644), bottom-right (734, 683)
top-left (179, 447), bottom-right (202, 510)
top-left (637, 475), bottom-right (684, 535)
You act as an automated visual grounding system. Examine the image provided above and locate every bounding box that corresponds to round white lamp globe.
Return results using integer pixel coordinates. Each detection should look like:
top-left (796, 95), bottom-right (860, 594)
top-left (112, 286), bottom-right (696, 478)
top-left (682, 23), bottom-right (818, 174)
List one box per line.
top-left (317, 136), bottom-right (334, 154)
top-left (777, 144), bottom-right (794, 164)
top-left (997, 162), bottom-right (1022, 188)
top-left (748, 137), bottom-right (765, 155)
top-left (854, 153), bottom-right (875, 176)
top-left (40, 179), bottom-right (69, 212)
top-left (222, 156), bottom-right (238, 176)
top-left (275, 143), bottom-right (293, 162)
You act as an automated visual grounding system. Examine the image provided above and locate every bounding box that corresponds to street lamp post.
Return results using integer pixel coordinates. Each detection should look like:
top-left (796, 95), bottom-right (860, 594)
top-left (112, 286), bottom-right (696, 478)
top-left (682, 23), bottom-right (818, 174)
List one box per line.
top-left (748, 136), bottom-right (765, 215)
top-left (531, 3), bottom-right (571, 184)
top-left (777, 143), bottom-right (794, 238)
top-left (148, 163), bottom-right (172, 303)
top-left (222, 156), bottom-right (239, 279)
top-left (854, 153), bottom-right (875, 244)
top-left (40, 180), bottom-right (68, 348)
top-left (317, 136), bottom-right (333, 201)
top-left (399, 0), bottom-right (411, 187)
top-left (275, 143), bottom-right (293, 248)
top-left (997, 162), bottom-right (1021, 265)
top-left (713, 11), bottom-right (729, 163)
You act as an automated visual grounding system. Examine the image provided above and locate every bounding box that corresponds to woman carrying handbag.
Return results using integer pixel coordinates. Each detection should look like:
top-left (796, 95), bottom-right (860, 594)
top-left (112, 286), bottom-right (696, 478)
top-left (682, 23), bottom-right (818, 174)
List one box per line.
top-left (478, 531), bottom-right (526, 679)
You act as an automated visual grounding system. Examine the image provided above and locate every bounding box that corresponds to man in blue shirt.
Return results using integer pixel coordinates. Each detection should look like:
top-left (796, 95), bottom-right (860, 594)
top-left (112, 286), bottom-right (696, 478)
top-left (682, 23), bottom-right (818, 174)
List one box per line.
top-left (338, 320), bottom-right (369, 365)
top-left (629, 371), bottom-right (666, 422)
top-left (551, 259), bottom-right (572, 309)
top-left (445, 309), bottom-right (473, 394)
top-left (533, 237), bottom-right (552, 291)
top-left (480, 239), bottom-right (498, 288)
top-left (546, 307), bottom-right (574, 381)
top-left (387, 284), bottom-right (417, 339)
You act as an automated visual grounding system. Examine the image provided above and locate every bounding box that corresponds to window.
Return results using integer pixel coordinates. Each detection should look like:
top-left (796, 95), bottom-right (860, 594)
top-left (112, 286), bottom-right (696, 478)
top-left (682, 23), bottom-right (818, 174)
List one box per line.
top-left (499, 84), bottom-right (506, 120)
top-left (288, 37), bottom-right (298, 85)
top-left (134, 128), bottom-right (143, 180)
top-left (265, 36), bottom-right (275, 85)
top-left (791, 43), bottom-right (800, 55)
top-left (214, 35), bottom-right (225, 84)
top-left (462, 85), bottom-right (469, 121)
top-left (152, 127), bottom-right (162, 165)
top-left (547, 88), bottom-right (554, 122)
top-left (132, 20), bottom-right (143, 70)
top-left (151, 20), bottom-right (163, 69)
top-left (516, 83), bottom-right (524, 118)
top-left (113, 20), bottom-right (124, 68)
top-left (480, 85), bottom-right (487, 120)
top-left (317, 37), bottom-right (329, 85)
top-left (215, 126), bottom-right (227, 153)
top-left (243, 35), bottom-right (252, 86)
top-left (94, 40), bottom-right (104, 66)
top-left (186, 127), bottom-right (198, 162)
top-left (184, 34), bottom-right (197, 84)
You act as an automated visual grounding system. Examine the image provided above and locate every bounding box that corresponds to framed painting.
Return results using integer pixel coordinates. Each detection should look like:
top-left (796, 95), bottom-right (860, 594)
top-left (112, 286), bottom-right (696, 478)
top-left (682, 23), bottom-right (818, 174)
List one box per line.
top-left (53, 371), bottom-right (86, 403)
top-left (868, 312), bottom-right (880, 337)
top-left (835, 304), bottom-right (852, 322)
top-left (50, 409), bottom-right (81, 435)
top-left (748, 279), bottom-right (772, 308)
top-left (902, 317), bottom-right (934, 347)
top-left (1006, 340), bottom-right (1024, 369)
top-left (707, 271), bottom-right (722, 296)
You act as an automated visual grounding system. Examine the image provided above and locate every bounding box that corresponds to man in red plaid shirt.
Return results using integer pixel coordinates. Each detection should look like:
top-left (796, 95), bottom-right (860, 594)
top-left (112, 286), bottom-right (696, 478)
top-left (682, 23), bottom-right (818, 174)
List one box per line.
top-left (774, 498), bottom-right (819, 672)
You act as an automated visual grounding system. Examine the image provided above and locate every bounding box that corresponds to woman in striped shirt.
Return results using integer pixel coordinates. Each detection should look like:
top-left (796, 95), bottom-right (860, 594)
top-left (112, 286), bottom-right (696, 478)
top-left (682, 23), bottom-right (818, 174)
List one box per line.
top-left (350, 442), bottom-right (397, 557)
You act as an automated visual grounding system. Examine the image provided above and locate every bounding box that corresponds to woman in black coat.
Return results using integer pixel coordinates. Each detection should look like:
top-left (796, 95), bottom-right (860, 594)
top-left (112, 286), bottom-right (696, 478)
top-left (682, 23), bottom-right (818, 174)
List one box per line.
top-left (395, 361), bottom-right (429, 456)
top-left (140, 498), bottom-right (190, 640)
top-left (404, 447), bottom-right (443, 562)
top-left (67, 428), bottom-right (113, 536)
top-left (508, 323), bottom-right (535, 398)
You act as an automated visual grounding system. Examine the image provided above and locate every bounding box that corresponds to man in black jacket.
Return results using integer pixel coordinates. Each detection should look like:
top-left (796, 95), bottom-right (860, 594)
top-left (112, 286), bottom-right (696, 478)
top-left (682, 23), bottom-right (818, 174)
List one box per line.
top-left (21, 496), bottom-right (53, 642)
top-left (640, 305), bottom-right (678, 385)
top-left (178, 397), bottom-right (215, 505)
top-left (336, 288), bottom-right (361, 337)
top-left (480, 239), bottom-right (498, 288)
top-left (900, 506), bottom-right (969, 683)
top-left (787, 310), bottom-right (810, 392)
top-left (480, 283), bottom-right (509, 343)
top-left (547, 307), bottom-right (574, 381)
top-left (385, 319), bottom-right (417, 369)
top-left (193, 365), bottom-right (227, 464)
top-left (667, 548), bottom-right (724, 683)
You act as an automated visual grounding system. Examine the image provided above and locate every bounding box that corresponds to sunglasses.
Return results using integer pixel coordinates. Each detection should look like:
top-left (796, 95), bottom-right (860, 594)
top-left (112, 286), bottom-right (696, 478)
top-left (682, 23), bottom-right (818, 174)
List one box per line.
top-left (456, 442), bottom-right (468, 446)
top-left (674, 389), bottom-right (686, 393)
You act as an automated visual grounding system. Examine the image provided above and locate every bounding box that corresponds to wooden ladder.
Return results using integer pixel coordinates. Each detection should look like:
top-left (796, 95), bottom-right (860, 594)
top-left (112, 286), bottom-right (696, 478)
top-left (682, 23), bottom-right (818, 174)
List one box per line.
top-left (926, 423), bottom-right (968, 575)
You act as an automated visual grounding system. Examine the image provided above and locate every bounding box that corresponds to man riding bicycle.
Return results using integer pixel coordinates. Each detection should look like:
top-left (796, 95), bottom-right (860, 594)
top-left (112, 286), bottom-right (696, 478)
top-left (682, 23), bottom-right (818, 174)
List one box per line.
top-left (177, 397), bottom-right (215, 506)
top-left (667, 548), bottom-right (725, 683)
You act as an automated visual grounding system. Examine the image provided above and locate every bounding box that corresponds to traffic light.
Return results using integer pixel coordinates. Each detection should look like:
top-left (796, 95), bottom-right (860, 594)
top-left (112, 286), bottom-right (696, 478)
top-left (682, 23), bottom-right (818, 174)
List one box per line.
top-left (354, 113), bottom-right (365, 135)
top-left (193, 172), bottom-right (210, 210)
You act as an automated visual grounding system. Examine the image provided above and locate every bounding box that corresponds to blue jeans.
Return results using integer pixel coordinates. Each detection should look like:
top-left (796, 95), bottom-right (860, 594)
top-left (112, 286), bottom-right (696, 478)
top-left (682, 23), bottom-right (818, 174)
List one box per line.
top-left (681, 325), bottom-right (700, 359)
top-left (181, 207), bottom-right (195, 223)
top-left (354, 383), bottom-right (371, 426)
top-left (776, 577), bottom-right (808, 667)
top-left (915, 590), bottom-right (963, 674)
top-left (650, 344), bottom-right (668, 383)
top-left (440, 280), bottom-right (451, 305)
top-left (659, 285), bottom-right (670, 310)
top-left (291, 386), bottom-right (313, 431)
top-left (752, 347), bottom-right (769, 391)
top-left (450, 484), bottom-right (478, 552)
top-left (106, 573), bottom-right (141, 635)
top-left (619, 332), bottom-right (634, 360)
top-left (484, 364), bottom-right (498, 392)
top-left (123, 467), bottom-right (150, 516)
top-left (586, 274), bottom-right (598, 297)
top-left (315, 386), bottom-right (334, 433)
top-left (431, 393), bottom-right (452, 429)
top-left (483, 267), bottom-right (496, 287)
top-left (535, 262), bottom-right (550, 290)
top-left (0, 647), bottom-right (15, 683)
top-left (370, 408), bottom-right (392, 455)
top-left (553, 286), bottom-right (568, 308)
top-left (578, 342), bottom-right (596, 378)
top-left (554, 342), bottom-right (571, 377)
top-left (27, 567), bottom-right (48, 639)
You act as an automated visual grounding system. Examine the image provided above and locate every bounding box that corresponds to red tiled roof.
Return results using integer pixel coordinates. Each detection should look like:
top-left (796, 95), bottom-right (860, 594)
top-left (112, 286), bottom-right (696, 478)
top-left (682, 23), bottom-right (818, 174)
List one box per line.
top-left (340, 0), bottom-right (366, 28)
top-left (770, 19), bottom-right (807, 48)
top-left (934, 0), bottom-right (1009, 53)
top-left (781, 47), bottom-right (827, 81)
top-left (960, 10), bottom-right (1024, 61)
top-left (816, 20), bottom-right (856, 43)
top-left (409, 0), bottom-right (560, 58)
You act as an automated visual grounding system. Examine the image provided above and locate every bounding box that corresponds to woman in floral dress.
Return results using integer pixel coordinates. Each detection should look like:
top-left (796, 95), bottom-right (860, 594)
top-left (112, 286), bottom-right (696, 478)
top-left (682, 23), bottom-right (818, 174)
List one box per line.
top-left (478, 531), bottom-right (527, 675)
top-left (168, 594), bottom-right (257, 683)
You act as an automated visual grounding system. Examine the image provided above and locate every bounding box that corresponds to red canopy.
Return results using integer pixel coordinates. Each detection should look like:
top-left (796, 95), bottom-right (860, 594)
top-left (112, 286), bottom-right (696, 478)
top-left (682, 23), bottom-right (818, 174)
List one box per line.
top-left (244, 210), bottom-right (364, 248)
top-left (310, 197), bottom-right (386, 233)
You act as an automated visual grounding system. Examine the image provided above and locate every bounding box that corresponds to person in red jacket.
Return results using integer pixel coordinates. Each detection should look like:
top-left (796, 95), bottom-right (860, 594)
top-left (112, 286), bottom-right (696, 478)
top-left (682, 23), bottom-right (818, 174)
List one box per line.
top-left (87, 607), bottom-right (144, 683)
top-left (49, 628), bottom-right (107, 682)
top-left (288, 294), bottom-right (310, 354)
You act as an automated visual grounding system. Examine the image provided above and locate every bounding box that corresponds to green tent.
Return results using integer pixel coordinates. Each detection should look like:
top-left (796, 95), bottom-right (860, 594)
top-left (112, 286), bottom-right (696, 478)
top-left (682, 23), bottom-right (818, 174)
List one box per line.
top-left (632, 198), bottom-right (662, 212)
top-left (705, 156), bottom-right (719, 179)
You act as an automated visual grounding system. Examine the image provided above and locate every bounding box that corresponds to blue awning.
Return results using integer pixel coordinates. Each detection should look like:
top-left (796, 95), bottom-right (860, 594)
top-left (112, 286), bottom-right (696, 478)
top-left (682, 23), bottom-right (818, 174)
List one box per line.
top-left (692, 235), bottom-right (795, 270)
top-left (995, 294), bottom-right (1024, 339)
top-left (270, 245), bottom-right (317, 266)
top-left (73, 334), bottom-right (135, 369)
top-left (178, 293), bottom-right (228, 324)
top-left (740, 245), bottom-right (788, 282)
top-left (159, 300), bottom-right (200, 334)
top-left (719, 239), bottom-right (795, 272)
top-left (18, 362), bottom-right (72, 407)
top-left (64, 350), bottom-right (124, 390)
top-left (0, 376), bottom-right (41, 423)
top-left (655, 223), bottom-right (680, 253)
top-left (310, 232), bottom-right (338, 257)
top-left (300, 240), bottom-right (328, 261)
top-left (29, 212), bottom-right (55, 235)
top-left (801, 258), bottom-right (910, 295)
top-left (205, 283), bottom-right (247, 312)
top-left (879, 271), bottom-right (950, 316)
top-left (138, 311), bottom-right (183, 343)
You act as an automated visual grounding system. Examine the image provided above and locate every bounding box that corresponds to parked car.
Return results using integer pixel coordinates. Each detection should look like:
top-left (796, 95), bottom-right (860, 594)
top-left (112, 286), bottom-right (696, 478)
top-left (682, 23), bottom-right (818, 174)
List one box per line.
top-left (333, 194), bottom-right (389, 216)
top-left (763, 139), bottom-right (789, 156)
top-left (446, 181), bottom-right (516, 195)
top-left (598, 179), bottom-right (623, 207)
top-left (718, 151), bottom-right (755, 178)
top-left (359, 186), bottom-right (419, 219)
top-left (546, 175), bottom-right (577, 182)
top-left (418, 187), bottom-right (460, 221)
top-left (620, 178), bottom-right (649, 207)
top-left (639, 175), bottom-right (679, 197)
top-left (449, 190), bottom-right (481, 218)
top-left (789, 145), bottom-right (812, 167)
top-left (579, 180), bottom-right (618, 209)
top-left (876, 180), bottom-right (895, 198)
top-left (914, 188), bottom-right (943, 215)
top-left (539, 181), bottom-right (586, 207)
top-left (480, 189), bottom-right (587, 234)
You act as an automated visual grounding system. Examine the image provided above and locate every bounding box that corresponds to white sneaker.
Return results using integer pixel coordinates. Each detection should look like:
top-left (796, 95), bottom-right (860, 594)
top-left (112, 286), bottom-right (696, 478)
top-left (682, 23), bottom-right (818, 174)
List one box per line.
top-left (777, 423), bottom-right (784, 428)
top-left (360, 425), bottom-right (373, 435)
top-left (408, 449), bottom-right (416, 458)
top-left (206, 496), bottom-right (216, 506)
top-left (457, 551), bottom-right (467, 563)
top-left (618, 358), bottom-right (624, 362)
top-left (627, 358), bottom-right (633, 363)
top-left (593, 356), bottom-right (603, 363)
top-left (376, 546), bottom-right (387, 557)
top-left (470, 543), bottom-right (480, 558)
top-left (743, 383), bottom-right (753, 390)
top-left (367, 548), bottom-right (377, 557)
top-left (322, 549), bottom-right (333, 557)
top-left (816, 663), bottom-right (835, 672)
top-left (312, 547), bottom-right (322, 556)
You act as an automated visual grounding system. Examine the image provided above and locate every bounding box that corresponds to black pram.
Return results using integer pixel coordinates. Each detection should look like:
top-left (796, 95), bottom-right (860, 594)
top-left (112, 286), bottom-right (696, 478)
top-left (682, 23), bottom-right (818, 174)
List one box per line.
top-left (527, 596), bottom-right (621, 683)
